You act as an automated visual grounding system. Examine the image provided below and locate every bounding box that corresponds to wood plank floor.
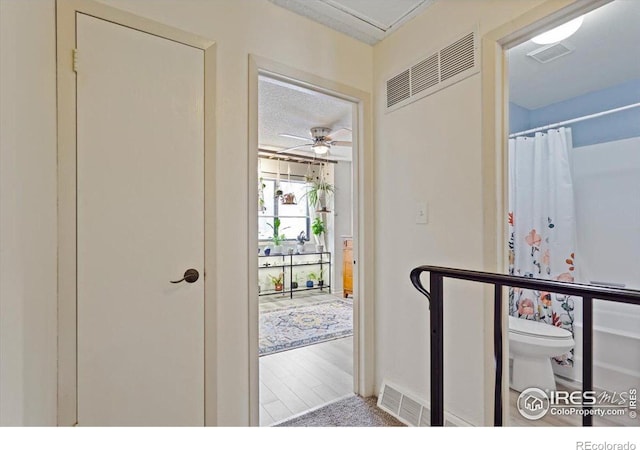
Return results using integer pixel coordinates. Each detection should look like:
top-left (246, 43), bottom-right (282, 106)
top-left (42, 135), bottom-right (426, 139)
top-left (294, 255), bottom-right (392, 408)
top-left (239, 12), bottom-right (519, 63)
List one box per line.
top-left (259, 336), bottom-right (354, 426)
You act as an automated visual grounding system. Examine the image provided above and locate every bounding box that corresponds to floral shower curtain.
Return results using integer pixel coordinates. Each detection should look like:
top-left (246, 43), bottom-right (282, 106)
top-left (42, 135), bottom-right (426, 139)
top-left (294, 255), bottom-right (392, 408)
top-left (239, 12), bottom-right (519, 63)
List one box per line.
top-left (508, 127), bottom-right (578, 366)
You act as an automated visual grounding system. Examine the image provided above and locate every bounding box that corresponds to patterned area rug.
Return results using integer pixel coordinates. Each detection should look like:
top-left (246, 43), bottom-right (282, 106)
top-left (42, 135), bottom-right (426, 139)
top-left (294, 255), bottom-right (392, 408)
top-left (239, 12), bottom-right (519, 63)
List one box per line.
top-left (259, 298), bottom-right (353, 356)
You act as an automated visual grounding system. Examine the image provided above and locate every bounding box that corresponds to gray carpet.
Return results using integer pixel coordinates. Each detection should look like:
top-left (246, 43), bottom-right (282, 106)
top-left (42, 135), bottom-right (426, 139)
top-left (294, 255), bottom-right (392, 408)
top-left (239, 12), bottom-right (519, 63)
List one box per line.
top-left (275, 395), bottom-right (405, 427)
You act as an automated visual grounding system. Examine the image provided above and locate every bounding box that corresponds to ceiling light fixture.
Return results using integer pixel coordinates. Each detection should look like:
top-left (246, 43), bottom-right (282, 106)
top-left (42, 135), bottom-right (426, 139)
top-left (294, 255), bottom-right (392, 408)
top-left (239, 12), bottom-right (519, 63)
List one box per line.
top-left (531, 16), bottom-right (584, 45)
top-left (313, 142), bottom-right (330, 155)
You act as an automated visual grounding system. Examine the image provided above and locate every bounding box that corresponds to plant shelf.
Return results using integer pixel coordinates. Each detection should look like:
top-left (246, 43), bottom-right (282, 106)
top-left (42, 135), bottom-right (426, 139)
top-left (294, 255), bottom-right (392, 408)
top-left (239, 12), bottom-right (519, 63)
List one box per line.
top-left (258, 252), bottom-right (331, 298)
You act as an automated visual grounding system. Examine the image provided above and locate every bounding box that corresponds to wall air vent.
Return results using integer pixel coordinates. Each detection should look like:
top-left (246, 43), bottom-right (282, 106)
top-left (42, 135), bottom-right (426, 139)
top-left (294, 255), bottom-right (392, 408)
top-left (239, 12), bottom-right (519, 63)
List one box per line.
top-left (385, 28), bottom-right (479, 113)
top-left (410, 53), bottom-right (439, 95)
top-left (527, 42), bottom-right (574, 64)
top-left (386, 69), bottom-right (411, 108)
top-left (440, 32), bottom-right (475, 81)
top-left (377, 380), bottom-right (473, 426)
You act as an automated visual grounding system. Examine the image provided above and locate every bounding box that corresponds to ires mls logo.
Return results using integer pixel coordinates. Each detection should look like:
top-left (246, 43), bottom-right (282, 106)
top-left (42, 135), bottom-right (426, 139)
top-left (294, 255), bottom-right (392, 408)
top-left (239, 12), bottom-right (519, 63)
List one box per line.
top-left (629, 388), bottom-right (637, 419)
top-left (517, 387), bottom-right (638, 420)
top-left (517, 388), bottom-right (550, 420)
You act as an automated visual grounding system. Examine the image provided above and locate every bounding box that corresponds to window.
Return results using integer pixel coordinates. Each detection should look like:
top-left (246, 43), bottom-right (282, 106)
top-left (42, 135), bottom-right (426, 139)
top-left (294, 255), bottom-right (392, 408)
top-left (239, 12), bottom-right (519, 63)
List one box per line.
top-left (259, 179), bottom-right (310, 241)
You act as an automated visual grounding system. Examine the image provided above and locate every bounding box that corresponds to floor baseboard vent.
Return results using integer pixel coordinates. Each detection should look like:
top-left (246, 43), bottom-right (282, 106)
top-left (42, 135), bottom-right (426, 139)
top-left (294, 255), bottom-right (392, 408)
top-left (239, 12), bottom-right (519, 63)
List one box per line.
top-left (377, 380), bottom-right (472, 427)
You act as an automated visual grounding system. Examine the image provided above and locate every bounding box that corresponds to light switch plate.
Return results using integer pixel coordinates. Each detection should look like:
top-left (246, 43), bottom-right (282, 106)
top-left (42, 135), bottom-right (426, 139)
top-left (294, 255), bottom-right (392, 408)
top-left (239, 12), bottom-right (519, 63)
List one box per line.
top-left (416, 202), bottom-right (428, 224)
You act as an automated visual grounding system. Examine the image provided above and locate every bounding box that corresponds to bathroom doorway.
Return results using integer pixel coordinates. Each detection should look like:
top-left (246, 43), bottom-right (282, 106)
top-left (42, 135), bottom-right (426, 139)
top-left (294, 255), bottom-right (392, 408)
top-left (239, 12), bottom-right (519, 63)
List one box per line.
top-left (505, 0), bottom-right (640, 426)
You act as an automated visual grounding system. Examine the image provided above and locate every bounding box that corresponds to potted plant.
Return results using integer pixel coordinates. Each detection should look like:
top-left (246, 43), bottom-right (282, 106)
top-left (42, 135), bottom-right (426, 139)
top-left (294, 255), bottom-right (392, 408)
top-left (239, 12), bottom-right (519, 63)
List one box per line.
top-left (272, 234), bottom-right (284, 254)
top-left (291, 273), bottom-right (299, 290)
top-left (311, 217), bottom-right (326, 252)
top-left (267, 217), bottom-right (288, 254)
top-left (268, 272), bottom-right (284, 292)
top-left (317, 267), bottom-right (325, 287)
top-left (258, 177), bottom-right (267, 213)
top-left (281, 192), bottom-right (296, 205)
top-left (306, 272), bottom-right (316, 288)
top-left (304, 179), bottom-right (335, 212)
top-left (274, 184), bottom-right (284, 200)
top-left (296, 231), bottom-right (306, 254)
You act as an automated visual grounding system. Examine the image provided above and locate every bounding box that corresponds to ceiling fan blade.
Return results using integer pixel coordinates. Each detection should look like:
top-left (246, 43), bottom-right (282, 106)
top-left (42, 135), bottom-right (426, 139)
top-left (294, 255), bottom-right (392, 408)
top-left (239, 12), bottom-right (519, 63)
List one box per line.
top-left (330, 127), bottom-right (352, 135)
top-left (329, 140), bottom-right (352, 147)
top-left (279, 133), bottom-right (313, 142)
top-left (276, 144), bottom-right (312, 153)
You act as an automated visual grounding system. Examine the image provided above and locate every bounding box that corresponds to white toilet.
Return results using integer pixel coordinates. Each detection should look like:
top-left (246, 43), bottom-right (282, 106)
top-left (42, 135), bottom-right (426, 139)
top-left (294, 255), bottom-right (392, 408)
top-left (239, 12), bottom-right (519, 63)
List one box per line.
top-left (509, 316), bottom-right (575, 392)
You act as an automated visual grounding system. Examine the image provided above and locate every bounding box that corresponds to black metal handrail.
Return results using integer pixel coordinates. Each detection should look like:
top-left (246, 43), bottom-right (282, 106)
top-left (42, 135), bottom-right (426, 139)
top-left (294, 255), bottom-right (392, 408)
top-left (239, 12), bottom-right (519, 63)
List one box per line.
top-left (410, 265), bottom-right (640, 427)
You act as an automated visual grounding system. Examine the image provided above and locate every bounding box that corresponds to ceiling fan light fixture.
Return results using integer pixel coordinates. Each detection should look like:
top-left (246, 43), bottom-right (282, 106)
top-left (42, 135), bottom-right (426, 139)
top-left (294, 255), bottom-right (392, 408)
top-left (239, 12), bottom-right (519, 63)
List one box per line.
top-left (313, 142), bottom-right (330, 155)
top-left (531, 16), bottom-right (583, 45)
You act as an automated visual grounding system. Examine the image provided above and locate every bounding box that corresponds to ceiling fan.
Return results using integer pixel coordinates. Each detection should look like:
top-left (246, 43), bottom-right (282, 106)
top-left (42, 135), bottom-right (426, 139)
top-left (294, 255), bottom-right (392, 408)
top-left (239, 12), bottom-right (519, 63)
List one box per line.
top-left (277, 126), bottom-right (352, 155)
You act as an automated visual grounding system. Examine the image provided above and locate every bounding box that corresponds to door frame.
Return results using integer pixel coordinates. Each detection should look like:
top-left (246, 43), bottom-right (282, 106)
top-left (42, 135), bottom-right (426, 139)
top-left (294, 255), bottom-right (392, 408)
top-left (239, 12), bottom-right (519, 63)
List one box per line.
top-left (248, 55), bottom-right (374, 426)
top-left (480, 0), bottom-right (612, 425)
top-left (56, 0), bottom-right (216, 426)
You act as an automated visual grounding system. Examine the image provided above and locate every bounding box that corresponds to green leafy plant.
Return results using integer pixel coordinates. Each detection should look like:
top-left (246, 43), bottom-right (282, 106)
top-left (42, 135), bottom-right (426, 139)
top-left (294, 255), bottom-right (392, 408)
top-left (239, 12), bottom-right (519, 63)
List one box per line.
top-left (305, 271), bottom-right (314, 287)
top-left (306, 269), bottom-right (324, 284)
top-left (267, 272), bottom-right (284, 290)
top-left (267, 217), bottom-right (289, 246)
top-left (311, 217), bottom-right (325, 238)
top-left (304, 180), bottom-right (335, 210)
top-left (258, 177), bottom-right (266, 213)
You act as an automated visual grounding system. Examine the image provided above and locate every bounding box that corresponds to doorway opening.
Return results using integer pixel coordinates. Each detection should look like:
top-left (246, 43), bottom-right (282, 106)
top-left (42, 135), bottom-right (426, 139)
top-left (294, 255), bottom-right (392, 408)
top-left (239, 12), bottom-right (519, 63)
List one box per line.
top-left (256, 75), bottom-right (357, 426)
top-left (505, 0), bottom-right (640, 426)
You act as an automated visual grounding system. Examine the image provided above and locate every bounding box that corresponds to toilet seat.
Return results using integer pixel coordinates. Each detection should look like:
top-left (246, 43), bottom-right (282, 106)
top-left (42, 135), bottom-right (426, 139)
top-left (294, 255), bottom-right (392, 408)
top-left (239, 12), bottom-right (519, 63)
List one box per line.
top-left (508, 315), bottom-right (572, 340)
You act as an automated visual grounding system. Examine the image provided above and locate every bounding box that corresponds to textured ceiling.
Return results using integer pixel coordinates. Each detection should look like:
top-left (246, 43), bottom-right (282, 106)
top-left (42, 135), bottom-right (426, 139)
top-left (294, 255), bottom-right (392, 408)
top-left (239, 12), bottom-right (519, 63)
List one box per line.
top-left (269, 0), bottom-right (435, 45)
top-left (509, 0), bottom-right (640, 110)
top-left (258, 76), bottom-right (353, 161)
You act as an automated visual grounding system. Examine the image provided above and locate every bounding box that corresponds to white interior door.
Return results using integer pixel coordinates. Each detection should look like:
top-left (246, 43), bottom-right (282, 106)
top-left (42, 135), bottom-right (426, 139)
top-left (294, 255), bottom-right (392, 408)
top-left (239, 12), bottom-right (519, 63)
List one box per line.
top-left (76, 13), bottom-right (205, 426)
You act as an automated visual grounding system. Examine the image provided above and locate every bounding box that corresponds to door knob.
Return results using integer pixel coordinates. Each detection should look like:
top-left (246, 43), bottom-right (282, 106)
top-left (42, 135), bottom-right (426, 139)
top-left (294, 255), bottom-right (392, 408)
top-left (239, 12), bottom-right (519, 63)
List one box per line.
top-left (170, 268), bottom-right (199, 284)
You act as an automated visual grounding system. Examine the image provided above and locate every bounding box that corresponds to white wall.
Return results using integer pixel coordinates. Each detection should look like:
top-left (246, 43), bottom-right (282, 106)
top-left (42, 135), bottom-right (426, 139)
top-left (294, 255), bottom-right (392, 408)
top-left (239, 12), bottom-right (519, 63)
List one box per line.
top-left (558, 136), bottom-right (640, 391)
top-left (0, 0), bottom-right (372, 425)
top-left (0, 0), bottom-right (58, 426)
top-left (572, 137), bottom-right (640, 291)
top-left (372, 0), bottom-right (546, 425)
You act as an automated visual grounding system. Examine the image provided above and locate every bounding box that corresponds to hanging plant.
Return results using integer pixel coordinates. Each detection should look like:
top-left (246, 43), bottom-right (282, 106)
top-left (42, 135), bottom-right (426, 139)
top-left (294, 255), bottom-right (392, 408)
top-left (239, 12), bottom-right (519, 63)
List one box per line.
top-left (302, 162), bottom-right (334, 211)
top-left (258, 177), bottom-right (266, 213)
top-left (274, 159), bottom-right (283, 200)
top-left (258, 159), bottom-right (267, 213)
top-left (281, 163), bottom-right (297, 205)
top-left (306, 180), bottom-right (334, 210)
top-left (282, 192), bottom-right (297, 205)
top-left (304, 161), bottom-right (314, 184)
